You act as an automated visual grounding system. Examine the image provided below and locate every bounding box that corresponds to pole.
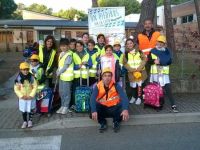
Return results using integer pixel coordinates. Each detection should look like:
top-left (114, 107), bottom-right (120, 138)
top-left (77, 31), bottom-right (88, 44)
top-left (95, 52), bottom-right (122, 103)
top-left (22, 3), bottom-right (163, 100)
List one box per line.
top-left (21, 25), bottom-right (24, 49)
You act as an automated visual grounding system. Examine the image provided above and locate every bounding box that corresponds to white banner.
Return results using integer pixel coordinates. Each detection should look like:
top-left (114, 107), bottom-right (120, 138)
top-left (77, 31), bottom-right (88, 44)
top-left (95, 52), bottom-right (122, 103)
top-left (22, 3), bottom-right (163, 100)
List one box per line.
top-left (88, 7), bottom-right (125, 50)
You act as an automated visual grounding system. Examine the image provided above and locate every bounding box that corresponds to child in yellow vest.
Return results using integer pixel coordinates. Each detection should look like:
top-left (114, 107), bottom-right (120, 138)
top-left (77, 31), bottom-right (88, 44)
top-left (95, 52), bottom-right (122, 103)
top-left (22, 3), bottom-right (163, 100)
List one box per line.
top-left (123, 39), bottom-right (147, 105)
top-left (14, 62), bottom-right (37, 128)
top-left (56, 38), bottom-right (74, 115)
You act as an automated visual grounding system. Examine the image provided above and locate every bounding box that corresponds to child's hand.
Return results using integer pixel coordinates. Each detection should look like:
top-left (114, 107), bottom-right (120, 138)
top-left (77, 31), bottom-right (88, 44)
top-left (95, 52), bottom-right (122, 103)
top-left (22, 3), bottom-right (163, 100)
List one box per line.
top-left (154, 59), bottom-right (160, 64)
top-left (27, 96), bottom-right (33, 99)
top-left (21, 96), bottom-right (27, 100)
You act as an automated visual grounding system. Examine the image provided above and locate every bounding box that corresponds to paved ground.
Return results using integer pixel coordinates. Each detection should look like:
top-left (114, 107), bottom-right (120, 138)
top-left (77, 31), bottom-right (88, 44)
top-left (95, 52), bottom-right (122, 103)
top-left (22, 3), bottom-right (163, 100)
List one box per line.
top-left (0, 123), bottom-right (200, 150)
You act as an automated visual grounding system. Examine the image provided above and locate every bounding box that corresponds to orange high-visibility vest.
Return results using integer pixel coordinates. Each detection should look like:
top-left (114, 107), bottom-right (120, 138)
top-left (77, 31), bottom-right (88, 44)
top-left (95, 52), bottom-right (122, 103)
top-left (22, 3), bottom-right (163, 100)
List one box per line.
top-left (138, 31), bottom-right (160, 55)
top-left (96, 81), bottom-right (120, 107)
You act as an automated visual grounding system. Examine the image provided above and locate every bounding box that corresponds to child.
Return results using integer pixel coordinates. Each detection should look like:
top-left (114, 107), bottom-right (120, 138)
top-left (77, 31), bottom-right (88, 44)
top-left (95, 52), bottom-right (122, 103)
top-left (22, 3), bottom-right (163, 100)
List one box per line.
top-left (56, 38), bottom-right (74, 114)
top-left (113, 41), bottom-right (124, 87)
top-left (14, 62), bottom-right (37, 128)
top-left (95, 34), bottom-right (106, 56)
top-left (82, 32), bottom-right (89, 51)
top-left (87, 39), bottom-right (98, 86)
top-left (148, 35), bottom-right (178, 113)
top-left (123, 39), bottom-right (147, 105)
top-left (69, 38), bottom-right (77, 52)
top-left (99, 45), bottom-right (120, 83)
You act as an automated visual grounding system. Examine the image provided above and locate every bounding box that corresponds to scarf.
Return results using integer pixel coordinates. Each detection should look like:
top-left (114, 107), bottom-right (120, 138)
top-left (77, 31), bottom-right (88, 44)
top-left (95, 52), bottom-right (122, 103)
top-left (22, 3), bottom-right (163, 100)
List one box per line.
top-left (15, 72), bottom-right (33, 84)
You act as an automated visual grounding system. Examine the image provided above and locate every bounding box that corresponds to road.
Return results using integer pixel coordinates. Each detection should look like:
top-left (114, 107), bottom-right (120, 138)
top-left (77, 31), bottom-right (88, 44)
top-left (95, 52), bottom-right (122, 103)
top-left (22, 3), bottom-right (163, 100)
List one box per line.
top-left (0, 123), bottom-right (200, 150)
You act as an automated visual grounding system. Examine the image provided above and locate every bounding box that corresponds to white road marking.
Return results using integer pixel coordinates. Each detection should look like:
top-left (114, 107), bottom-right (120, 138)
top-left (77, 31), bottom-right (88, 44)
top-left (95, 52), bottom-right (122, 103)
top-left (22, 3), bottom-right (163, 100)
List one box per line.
top-left (0, 135), bottom-right (62, 150)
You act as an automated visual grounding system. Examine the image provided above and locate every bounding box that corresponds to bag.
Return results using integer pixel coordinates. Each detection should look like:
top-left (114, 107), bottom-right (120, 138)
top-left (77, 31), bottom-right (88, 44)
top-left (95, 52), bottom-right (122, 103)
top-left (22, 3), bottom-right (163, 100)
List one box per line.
top-left (36, 88), bottom-right (53, 113)
top-left (143, 82), bottom-right (164, 108)
top-left (75, 67), bottom-right (92, 113)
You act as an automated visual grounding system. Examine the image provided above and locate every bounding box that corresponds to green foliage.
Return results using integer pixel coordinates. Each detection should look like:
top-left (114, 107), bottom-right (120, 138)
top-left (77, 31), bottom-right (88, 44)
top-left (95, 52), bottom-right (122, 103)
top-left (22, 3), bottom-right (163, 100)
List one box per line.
top-left (98, 0), bottom-right (141, 15)
top-left (26, 3), bottom-right (53, 15)
top-left (54, 8), bottom-right (87, 20)
top-left (0, 0), bottom-right (17, 19)
top-left (157, 0), bottom-right (190, 6)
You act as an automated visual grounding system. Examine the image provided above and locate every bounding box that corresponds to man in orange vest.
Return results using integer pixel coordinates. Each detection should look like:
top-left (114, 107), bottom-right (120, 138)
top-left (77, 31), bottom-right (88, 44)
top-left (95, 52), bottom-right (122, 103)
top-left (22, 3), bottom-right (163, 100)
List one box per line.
top-left (137, 19), bottom-right (161, 82)
top-left (90, 68), bottom-right (129, 133)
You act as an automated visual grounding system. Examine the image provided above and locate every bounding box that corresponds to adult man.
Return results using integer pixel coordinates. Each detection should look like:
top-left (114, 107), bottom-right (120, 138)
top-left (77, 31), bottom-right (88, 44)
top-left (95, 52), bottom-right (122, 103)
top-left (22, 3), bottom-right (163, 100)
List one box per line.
top-left (90, 68), bottom-right (129, 133)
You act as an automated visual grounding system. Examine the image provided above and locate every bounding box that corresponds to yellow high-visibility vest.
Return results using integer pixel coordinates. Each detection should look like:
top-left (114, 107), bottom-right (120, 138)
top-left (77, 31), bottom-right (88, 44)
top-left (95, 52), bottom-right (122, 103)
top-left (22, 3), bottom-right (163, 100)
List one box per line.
top-left (127, 51), bottom-right (145, 70)
top-left (113, 52), bottom-right (124, 68)
top-left (87, 52), bottom-right (98, 77)
top-left (95, 45), bottom-right (105, 56)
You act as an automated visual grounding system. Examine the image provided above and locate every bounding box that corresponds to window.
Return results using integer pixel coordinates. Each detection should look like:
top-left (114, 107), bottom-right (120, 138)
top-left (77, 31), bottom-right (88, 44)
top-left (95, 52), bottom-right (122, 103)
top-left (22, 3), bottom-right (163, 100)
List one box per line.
top-left (173, 18), bottom-right (177, 25)
top-left (181, 14), bottom-right (194, 24)
top-left (65, 31), bottom-right (71, 39)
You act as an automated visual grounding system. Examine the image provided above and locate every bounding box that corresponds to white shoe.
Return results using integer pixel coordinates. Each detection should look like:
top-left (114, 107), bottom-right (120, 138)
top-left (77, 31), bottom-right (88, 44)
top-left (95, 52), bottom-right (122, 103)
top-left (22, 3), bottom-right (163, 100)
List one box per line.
top-left (21, 122), bottom-right (27, 129)
top-left (61, 107), bottom-right (68, 115)
top-left (56, 107), bottom-right (63, 114)
top-left (135, 98), bottom-right (142, 105)
top-left (129, 97), bottom-right (136, 104)
top-left (28, 121), bottom-right (33, 128)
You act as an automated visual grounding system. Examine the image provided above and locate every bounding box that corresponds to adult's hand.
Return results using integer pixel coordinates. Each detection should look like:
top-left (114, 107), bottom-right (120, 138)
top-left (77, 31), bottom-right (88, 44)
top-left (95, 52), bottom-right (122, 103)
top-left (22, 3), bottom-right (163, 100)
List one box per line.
top-left (121, 110), bottom-right (129, 121)
top-left (92, 112), bottom-right (98, 121)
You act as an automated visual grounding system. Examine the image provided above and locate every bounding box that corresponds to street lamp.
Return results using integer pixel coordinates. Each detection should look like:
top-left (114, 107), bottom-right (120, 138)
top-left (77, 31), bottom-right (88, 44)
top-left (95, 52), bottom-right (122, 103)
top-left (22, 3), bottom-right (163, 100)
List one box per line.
top-left (4, 24), bottom-right (10, 52)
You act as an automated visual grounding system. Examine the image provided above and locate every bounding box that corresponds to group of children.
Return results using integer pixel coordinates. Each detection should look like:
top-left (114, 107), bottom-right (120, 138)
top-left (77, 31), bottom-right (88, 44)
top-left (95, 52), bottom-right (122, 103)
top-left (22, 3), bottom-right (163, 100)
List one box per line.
top-left (14, 33), bottom-right (178, 129)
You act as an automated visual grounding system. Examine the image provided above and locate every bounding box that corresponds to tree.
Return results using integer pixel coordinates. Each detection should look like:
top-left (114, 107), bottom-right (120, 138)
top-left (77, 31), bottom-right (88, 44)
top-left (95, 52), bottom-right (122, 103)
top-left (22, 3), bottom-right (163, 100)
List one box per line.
top-left (0, 0), bottom-right (17, 19)
top-left (25, 3), bottom-right (53, 15)
top-left (157, 0), bottom-right (190, 6)
top-left (92, 0), bottom-right (98, 7)
top-left (164, 0), bottom-right (177, 58)
top-left (54, 8), bottom-right (87, 21)
top-left (11, 3), bottom-right (25, 19)
top-left (194, 0), bottom-right (200, 32)
top-left (98, 0), bottom-right (141, 15)
top-left (134, 0), bottom-right (157, 37)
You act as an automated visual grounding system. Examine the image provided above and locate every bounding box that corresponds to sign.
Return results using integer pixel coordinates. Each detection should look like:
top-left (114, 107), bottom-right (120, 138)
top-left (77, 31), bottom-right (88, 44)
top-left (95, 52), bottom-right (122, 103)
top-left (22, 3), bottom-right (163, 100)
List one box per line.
top-left (88, 7), bottom-right (125, 51)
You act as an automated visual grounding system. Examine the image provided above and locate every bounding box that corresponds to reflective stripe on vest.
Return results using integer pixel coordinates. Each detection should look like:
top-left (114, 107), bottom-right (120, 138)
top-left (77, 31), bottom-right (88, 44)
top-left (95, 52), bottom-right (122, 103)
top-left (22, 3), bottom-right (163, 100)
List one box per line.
top-left (73, 52), bottom-right (89, 79)
top-left (58, 51), bottom-right (74, 81)
top-left (138, 31), bottom-right (160, 55)
top-left (96, 81), bottom-right (120, 107)
top-left (127, 51), bottom-right (145, 70)
top-left (39, 45), bottom-right (56, 73)
top-left (95, 45), bottom-right (105, 56)
top-left (113, 52), bottom-right (123, 68)
top-left (151, 53), bottom-right (169, 74)
top-left (89, 52), bottom-right (98, 77)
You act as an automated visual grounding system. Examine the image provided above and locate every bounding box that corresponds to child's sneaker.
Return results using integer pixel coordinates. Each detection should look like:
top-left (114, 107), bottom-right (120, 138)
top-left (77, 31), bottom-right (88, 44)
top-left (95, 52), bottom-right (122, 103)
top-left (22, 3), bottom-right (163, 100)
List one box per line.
top-left (21, 122), bottom-right (27, 129)
top-left (28, 121), bottom-right (33, 128)
top-left (135, 98), bottom-right (141, 105)
top-left (61, 107), bottom-right (68, 115)
top-left (171, 105), bottom-right (179, 113)
top-left (129, 97), bottom-right (136, 104)
top-left (56, 107), bottom-right (63, 114)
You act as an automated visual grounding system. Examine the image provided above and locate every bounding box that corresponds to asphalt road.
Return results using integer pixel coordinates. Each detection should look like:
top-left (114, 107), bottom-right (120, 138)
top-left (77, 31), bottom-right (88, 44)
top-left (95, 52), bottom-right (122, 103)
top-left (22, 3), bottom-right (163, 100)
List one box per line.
top-left (0, 123), bottom-right (200, 150)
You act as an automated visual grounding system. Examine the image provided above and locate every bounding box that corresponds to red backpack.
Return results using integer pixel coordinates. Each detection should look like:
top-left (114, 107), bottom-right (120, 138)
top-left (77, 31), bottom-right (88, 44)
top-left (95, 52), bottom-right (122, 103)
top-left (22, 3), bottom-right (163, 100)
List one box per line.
top-left (143, 83), bottom-right (164, 108)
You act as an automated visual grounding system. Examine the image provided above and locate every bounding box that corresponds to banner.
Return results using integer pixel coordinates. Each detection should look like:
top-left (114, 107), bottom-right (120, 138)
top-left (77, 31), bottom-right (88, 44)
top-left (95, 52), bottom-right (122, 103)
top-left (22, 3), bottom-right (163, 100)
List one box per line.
top-left (88, 7), bottom-right (125, 51)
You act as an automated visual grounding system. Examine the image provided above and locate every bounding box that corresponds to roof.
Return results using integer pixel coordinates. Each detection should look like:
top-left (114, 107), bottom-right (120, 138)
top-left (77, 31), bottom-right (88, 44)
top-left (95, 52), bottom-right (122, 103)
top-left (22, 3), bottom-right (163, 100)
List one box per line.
top-left (0, 20), bottom-right (138, 29)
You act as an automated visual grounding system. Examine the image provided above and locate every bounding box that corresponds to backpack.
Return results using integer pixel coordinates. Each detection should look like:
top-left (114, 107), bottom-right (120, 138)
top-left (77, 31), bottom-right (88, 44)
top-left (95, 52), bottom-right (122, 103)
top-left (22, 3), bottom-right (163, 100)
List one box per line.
top-left (143, 83), bottom-right (164, 108)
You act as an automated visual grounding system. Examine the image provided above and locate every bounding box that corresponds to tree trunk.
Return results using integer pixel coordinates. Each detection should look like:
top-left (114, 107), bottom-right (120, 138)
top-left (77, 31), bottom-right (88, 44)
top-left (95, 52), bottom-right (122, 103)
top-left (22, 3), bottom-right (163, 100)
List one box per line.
top-left (92, 0), bottom-right (98, 7)
top-left (194, 0), bottom-right (200, 32)
top-left (164, 0), bottom-right (177, 59)
top-left (134, 0), bottom-right (157, 39)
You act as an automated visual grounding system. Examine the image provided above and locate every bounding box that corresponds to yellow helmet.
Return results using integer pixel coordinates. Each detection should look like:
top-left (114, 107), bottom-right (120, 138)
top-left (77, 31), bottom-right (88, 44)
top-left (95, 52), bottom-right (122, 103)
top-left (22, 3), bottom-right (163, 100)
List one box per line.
top-left (19, 62), bottom-right (30, 70)
top-left (133, 71), bottom-right (142, 79)
top-left (30, 54), bottom-right (39, 61)
top-left (157, 35), bottom-right (166, 43)
top-left (102, 68), bottom-right (112, 75)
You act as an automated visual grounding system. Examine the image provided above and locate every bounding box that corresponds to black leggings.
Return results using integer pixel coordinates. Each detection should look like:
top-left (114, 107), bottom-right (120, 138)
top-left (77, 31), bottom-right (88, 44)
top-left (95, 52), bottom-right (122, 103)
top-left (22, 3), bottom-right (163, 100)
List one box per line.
top-left (22, 112), bottom-right (33, 122)
top-left (163, 83), bottom-right (175, 106)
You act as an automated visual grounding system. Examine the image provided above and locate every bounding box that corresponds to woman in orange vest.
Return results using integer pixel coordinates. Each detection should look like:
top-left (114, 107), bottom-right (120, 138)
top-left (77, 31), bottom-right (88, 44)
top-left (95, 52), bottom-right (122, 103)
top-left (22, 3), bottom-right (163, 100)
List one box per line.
top-left (90, 68), bottom-right (129, 133)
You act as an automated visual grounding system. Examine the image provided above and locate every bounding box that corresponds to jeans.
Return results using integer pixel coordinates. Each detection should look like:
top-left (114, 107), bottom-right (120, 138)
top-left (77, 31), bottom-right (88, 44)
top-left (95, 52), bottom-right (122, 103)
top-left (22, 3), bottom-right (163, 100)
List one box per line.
top-left (59, 80), bottom-right (72, 108)
top-left (163, 83), bottom-right (175, 106)
top-left (96, 103), bottom-right (122, 124)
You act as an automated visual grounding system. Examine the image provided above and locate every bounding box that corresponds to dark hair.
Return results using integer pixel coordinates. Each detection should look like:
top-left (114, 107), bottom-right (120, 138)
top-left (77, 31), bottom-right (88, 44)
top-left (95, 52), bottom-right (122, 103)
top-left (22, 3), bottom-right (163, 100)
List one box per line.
top-left (105, 45), bottom-right (113, 51)
top-left (88, 39), bottom-right (95, 46)
top-left (125, 38), bottom-right (134, 45)
top-left (76, 40), bottom-right (84, 47)
top-left (59, 38), bottom-right (69, 45)
top-left (97, 34), bottom-right (105, 42)
top-left (70, 38), bottom-right (77, 43)
top-left (144, 18), bottom-right (153, 24)
top-left (82, 32), bottom-right (89, 38)
top-left (44, 35), bottom-right (56, 49)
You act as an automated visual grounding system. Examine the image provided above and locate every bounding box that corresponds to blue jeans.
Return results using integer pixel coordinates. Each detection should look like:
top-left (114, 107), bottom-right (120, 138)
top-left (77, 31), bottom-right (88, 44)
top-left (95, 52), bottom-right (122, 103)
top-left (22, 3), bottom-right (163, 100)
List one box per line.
top-left (59, 80), bottom-right (72, 108)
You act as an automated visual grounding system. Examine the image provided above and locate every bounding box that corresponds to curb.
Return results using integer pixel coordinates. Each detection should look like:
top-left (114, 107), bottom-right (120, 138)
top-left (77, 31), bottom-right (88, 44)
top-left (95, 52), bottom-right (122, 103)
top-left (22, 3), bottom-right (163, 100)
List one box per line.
top-left (31, 112), bottom-right (200, 131)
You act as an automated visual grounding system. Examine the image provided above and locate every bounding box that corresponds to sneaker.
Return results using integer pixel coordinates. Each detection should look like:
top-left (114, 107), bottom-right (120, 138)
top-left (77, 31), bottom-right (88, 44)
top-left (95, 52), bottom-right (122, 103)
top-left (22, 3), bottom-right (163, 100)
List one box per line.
top-left (21, 122), bottom-right (27, 129)
top-left (56, 107), bottom-right (63, 114)
top-left (99, 121), bottom-right (107, 133)
top-left (61, 107), bottom-right (68, 115)
top-left (28, 121), bottom-right (33, 128)
top-left (129, 97), bottom-right (136, 104)
top-left (135, 98), bottom-right (141, 105)
top-left (172, 105), bottom-right (179, 113)
top-left (113, 122), bottom-right (120, 133)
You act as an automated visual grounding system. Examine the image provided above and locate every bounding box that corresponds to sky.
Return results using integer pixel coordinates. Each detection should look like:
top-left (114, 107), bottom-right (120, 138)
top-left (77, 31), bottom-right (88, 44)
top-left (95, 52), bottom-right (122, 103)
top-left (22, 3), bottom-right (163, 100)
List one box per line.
top-left (14, 0), bottom-right (142, 13)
